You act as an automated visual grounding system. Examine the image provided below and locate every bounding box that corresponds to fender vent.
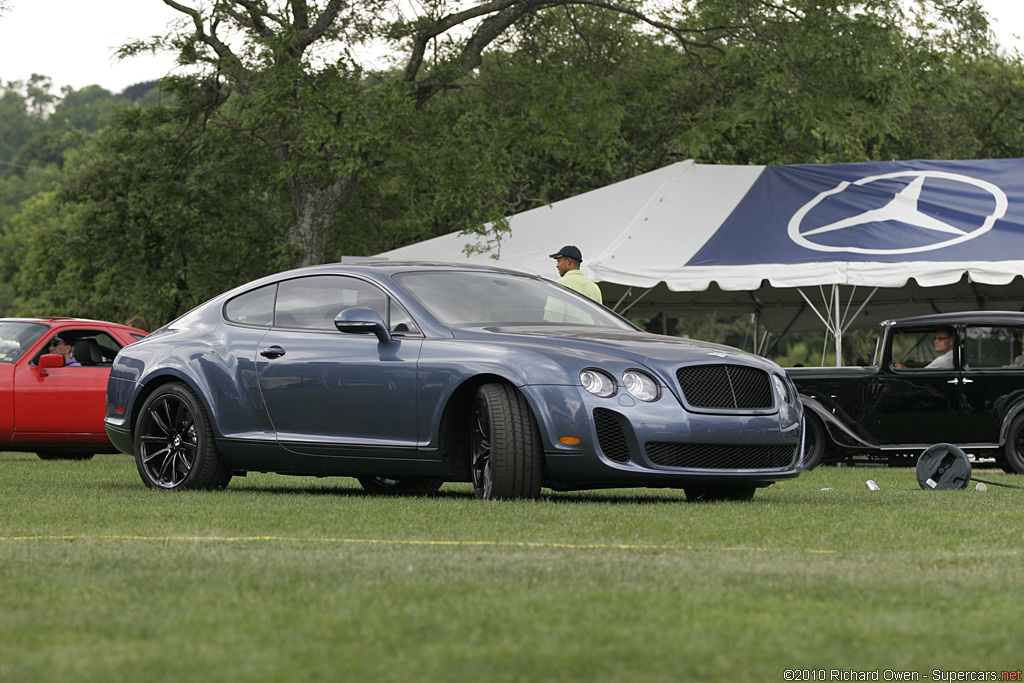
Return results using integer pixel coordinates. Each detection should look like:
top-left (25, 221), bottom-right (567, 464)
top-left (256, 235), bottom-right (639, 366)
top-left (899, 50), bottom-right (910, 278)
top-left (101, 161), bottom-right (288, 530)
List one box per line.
top-left (594, 408), bottom-right (630, 463)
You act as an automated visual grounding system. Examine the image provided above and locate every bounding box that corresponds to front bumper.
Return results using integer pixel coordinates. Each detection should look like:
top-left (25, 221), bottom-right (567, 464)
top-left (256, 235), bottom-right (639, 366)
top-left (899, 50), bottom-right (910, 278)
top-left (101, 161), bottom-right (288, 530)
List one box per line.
top-left (523, 384), bottom-right (805, 490)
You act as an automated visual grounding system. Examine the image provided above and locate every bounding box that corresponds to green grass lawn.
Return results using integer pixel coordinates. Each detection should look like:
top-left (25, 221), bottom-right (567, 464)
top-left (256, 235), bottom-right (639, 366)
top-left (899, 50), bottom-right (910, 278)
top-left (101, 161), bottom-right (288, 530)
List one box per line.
top-left (3, 451), bottom-right (1023, 682)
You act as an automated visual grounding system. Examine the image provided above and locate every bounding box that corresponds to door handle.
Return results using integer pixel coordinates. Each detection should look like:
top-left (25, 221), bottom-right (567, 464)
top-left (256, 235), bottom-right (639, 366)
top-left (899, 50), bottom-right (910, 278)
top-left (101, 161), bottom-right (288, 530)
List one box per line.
top-left (947, 379), bottom-right (959, 385)
top-left (961, 378), bottom-right (973, 384)
top-left (260, 345), bottom-right (286, 359)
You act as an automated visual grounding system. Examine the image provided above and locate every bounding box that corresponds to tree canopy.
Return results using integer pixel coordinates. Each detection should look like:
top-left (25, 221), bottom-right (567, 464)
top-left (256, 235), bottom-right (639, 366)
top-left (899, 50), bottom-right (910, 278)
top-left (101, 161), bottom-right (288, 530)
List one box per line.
top-left (2, 0), bottom-right (1022, 329)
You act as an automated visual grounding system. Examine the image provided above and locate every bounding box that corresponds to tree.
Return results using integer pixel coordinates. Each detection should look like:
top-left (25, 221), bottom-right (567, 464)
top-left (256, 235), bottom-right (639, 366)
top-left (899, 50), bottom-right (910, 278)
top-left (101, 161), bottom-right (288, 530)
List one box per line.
top-left (9, 0), bottom-right (1013, 325)
top-left (122, 0), bottom-right (996, 267)
top-left (126, 0), bottom-right (761, 267)
top-left (12, 103), bottom-right (293, 324)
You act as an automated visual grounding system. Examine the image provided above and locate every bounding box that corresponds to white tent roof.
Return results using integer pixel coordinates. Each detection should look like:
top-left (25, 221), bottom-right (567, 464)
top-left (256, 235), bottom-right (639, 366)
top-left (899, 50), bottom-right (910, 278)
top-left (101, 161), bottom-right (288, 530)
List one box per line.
top-left (379, 158), bottom-right (1024, 355)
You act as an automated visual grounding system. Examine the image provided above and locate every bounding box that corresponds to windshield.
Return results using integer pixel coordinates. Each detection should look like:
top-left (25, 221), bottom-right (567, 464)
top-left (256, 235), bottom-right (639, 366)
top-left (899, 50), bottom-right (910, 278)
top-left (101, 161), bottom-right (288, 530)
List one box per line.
top-left (0, 321), bottom-right (48, 364)
top-left (394, 271), bottom-right (634, 329)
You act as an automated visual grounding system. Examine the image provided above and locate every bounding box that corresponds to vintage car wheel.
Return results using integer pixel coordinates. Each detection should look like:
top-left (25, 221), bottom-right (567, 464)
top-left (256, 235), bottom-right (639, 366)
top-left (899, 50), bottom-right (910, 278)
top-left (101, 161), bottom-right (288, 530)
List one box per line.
top-left (357, 476), bottom-right (444, 495)
top-left (134, 382), bottom-right (232, 490)
top-left (471, 383), bottom-right (543, 500)
top-left (1002, 413), bottom-right (1024, 474)
top-left (684, 484), bottom-right (757, 502)
top-left (802, 413), bottom-right (827, 471)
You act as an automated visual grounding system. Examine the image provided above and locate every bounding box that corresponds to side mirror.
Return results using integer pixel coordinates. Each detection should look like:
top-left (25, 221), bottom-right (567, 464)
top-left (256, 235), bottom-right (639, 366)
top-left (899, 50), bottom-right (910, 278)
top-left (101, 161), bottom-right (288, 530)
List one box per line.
top-left (334, 307), bottom-right (392, 344)
top-left (36, 352), bottom-right (65, 376)
top-left (38, 353), bottom-right (66, 368)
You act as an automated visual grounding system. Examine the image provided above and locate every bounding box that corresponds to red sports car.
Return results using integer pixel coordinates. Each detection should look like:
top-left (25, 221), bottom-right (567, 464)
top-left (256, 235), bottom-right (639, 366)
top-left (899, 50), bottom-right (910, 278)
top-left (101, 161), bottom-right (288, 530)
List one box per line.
top-left (1, 317), bottom-right (147, 459)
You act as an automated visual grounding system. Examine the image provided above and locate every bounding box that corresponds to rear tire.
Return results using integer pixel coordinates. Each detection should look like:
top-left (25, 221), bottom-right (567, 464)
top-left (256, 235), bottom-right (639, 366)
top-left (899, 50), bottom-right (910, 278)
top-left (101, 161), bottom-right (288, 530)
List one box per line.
top-left (134, 382), bottom-right (231, 490)
top-left (471, 383), bottom-right (543, 500)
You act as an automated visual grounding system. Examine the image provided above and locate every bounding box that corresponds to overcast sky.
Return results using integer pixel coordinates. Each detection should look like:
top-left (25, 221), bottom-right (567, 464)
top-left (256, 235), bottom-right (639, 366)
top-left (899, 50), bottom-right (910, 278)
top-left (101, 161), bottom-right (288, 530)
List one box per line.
top-left (0, 0), bottom-right (1022, 94)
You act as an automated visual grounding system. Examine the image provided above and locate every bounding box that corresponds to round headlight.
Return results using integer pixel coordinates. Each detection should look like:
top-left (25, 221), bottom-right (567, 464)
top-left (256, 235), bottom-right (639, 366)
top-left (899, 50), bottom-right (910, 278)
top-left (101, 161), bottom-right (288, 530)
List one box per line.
top-left (623, 370), bottom-right (660, 402)
top-left (772, 374), bottom-right (791, 404)
top-left (580, 369), bottom-right (617, 398)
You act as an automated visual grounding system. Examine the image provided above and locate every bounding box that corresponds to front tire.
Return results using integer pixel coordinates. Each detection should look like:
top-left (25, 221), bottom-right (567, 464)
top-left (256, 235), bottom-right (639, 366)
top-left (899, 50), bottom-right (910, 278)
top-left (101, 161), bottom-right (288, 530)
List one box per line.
top-left (1003, 413), bottom-right (1024, 474)
top-left (471, 383), bottom-right (543, 500)
top-left (134, 383), bottom-right (231, 490)
top-left (802, 413), bottom-right (827, 471)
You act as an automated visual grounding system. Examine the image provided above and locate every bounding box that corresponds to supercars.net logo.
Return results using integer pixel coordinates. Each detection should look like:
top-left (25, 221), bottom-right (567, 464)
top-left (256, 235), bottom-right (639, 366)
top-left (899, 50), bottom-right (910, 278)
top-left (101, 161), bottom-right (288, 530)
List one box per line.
top-left (787, 170), bottom-right (1008, 255)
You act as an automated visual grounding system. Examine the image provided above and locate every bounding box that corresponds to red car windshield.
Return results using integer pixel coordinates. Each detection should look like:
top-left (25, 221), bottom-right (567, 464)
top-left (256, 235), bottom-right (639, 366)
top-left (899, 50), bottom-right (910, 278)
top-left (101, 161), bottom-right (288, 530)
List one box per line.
top-left (0, 321), bottom-right (49, 364)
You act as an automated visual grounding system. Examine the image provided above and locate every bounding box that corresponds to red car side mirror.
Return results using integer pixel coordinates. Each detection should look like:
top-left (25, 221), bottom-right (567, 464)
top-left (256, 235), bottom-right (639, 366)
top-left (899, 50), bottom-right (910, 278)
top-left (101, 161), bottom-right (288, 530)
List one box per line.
top-left (37, 353), bottom-right (65, 375)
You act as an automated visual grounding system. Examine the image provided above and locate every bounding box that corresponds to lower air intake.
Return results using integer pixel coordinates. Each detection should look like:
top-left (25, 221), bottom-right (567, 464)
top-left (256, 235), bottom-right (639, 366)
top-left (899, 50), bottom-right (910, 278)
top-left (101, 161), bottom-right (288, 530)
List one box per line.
top-left (645, 442), bottom-right (796, 469)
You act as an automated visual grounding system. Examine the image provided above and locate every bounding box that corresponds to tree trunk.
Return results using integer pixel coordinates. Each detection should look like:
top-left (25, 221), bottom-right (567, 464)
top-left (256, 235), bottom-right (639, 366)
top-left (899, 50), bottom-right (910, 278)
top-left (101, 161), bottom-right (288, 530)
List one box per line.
top-left (285, 174), bottom-right (358, 267)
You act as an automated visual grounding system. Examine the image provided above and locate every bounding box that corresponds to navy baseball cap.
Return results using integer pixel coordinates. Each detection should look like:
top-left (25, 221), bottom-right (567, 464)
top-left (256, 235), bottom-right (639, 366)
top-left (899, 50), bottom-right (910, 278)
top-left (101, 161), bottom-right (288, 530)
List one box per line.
top-left (549, 245), bottom-right (583, 262)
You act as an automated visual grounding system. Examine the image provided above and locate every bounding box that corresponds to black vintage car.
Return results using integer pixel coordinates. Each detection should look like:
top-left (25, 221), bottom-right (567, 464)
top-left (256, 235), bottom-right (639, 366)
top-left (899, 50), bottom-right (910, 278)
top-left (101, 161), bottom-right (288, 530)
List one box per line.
top-left (788, 311), bottom-right (1024, 472)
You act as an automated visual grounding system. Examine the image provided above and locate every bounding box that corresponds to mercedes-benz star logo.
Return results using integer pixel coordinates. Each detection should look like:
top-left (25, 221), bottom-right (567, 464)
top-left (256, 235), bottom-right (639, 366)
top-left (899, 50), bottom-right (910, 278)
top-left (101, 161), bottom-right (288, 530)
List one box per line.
top-left (787, 170), bottom-right (1008, 255)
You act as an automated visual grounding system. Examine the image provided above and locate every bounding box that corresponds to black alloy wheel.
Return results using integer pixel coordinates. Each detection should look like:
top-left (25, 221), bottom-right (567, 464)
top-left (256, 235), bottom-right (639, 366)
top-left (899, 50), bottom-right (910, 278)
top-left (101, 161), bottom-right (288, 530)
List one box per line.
top-left (134, 382), bottom-right (231, 490)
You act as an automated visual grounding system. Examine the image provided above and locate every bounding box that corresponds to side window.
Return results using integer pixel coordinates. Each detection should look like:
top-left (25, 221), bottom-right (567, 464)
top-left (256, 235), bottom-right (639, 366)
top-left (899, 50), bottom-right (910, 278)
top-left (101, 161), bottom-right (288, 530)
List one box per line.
top-left (224, 284), bottom-right (276, 327)
top-left (34, 329), bottom-right (124, 366)
top-left (891, 327), bottom-right (955, 370)
top-left (962, 326), bottom-right (1024, 369)
top-left (275, 276), bottom-right (397, 332)
top-left (74, 331), bottom-right (123, 366)
top-left (389, 301), bottom-right (420, 336)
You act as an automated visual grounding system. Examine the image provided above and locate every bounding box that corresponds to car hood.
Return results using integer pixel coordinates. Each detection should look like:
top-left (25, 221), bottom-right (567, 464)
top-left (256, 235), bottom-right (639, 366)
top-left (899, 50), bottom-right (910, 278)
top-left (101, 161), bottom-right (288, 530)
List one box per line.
top-left (454, 325), bottom-right (777, 371)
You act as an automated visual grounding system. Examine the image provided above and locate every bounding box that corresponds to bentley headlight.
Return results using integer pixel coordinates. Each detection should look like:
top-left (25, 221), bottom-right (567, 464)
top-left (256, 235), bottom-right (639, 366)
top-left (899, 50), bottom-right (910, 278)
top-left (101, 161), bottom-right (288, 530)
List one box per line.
top-left (580, 369), bottom-right (617, 398)
top-left (623, 370), bottom-right (660, 402)
top-left (772, 374), bottom-right (791, 404)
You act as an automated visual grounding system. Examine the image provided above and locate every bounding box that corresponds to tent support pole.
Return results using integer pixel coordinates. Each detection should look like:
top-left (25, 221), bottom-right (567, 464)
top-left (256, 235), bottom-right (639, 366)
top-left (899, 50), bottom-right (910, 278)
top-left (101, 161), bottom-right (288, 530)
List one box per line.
top-left (610, 286), bottom-right (634, 313)
top-left (841, 287), bottom-right (878, 336)
top-left (834, 285), bottom-right (842, 367)
top-left (614, 287), bottom-right (655, 316)
top-left (797, 285), bottom-right (880, 366)
top-left (797, 286), bottom-right (842, 366)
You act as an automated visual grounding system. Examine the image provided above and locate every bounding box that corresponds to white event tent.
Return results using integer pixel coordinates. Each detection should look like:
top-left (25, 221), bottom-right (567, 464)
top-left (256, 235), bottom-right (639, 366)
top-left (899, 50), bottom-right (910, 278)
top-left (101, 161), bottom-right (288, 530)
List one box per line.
top-left (378, 158), bottom-right (1024, 364)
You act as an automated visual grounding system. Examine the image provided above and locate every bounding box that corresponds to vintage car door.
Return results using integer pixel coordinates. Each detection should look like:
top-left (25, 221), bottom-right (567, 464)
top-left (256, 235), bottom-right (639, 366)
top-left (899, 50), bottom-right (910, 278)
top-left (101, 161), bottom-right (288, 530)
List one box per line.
top-left (255, 274), bottom-right (424, 456)
top-left (858, 326), bottom-right (964, 445)
top-left (957, 323), bottom-right (1024, 444)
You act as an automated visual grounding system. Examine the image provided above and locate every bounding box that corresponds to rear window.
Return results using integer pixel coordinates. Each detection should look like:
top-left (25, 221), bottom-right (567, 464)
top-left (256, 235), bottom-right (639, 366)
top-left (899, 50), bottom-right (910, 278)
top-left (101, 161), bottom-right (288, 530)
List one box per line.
top-left (963, 325), bottom-right (1024, 369)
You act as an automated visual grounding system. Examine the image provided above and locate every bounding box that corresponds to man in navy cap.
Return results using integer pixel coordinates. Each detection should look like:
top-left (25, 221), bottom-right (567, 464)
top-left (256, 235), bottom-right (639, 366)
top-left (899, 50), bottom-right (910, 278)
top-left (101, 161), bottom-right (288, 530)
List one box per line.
top-left (550, 245), bottom-right (602, 303)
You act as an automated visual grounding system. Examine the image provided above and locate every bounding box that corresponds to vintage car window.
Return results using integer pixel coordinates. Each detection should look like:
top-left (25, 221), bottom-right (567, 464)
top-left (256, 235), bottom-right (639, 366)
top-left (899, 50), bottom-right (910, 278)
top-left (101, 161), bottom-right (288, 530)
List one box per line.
top-left (962, 326), bottom-right (1024, 368)
top-left (275, 275), bottom-right (408, 333)
top-left (224, 284), bottom-right (276, 327)
top-left (0, 321), bottom-right (47, 364)
top-left (891, 327), bottom-right (956, 370)
top-left (395, 271), bottom-right (632, 329)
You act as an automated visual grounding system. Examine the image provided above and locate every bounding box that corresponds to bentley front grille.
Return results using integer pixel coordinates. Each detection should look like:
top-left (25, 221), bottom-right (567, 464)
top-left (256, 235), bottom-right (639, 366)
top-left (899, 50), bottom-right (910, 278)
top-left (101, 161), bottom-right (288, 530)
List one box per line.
top-left (676, 364), bottom-right (773, 410)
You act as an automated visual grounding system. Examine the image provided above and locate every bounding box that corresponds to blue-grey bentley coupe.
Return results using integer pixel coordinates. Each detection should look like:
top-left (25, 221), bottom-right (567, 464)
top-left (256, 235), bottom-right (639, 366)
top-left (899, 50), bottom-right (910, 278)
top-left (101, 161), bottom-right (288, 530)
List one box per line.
top-left (105, 262), bottom-right (805, 500)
